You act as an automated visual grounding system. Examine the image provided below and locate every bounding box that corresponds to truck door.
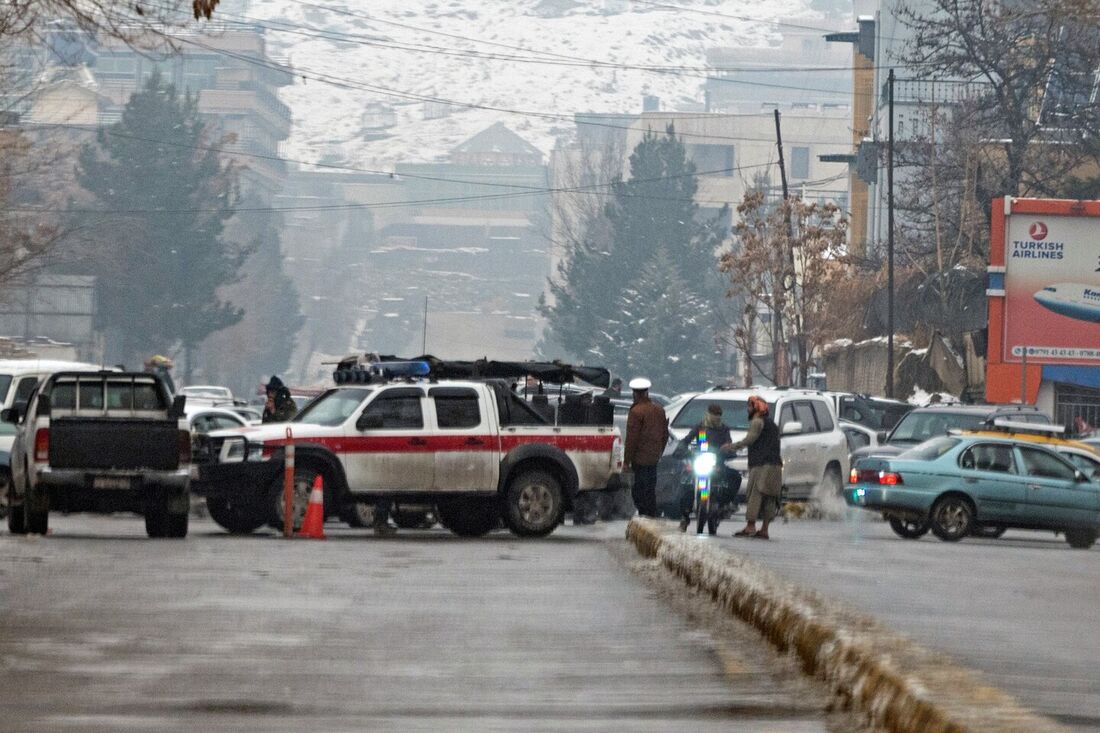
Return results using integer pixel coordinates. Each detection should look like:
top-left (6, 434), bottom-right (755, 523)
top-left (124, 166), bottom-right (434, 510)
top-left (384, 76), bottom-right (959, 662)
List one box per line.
top-left (427, 387), bottom-right (498, 492)
top-left (347, 387), bottom-right (433, 492)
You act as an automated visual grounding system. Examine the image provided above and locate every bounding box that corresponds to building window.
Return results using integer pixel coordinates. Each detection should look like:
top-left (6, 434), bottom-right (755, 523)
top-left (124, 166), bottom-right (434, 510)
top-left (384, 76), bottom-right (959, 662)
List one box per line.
top-left (689, 144), bottom-right (735, 176)
top-left (790, 146), bottom-right (810, 179)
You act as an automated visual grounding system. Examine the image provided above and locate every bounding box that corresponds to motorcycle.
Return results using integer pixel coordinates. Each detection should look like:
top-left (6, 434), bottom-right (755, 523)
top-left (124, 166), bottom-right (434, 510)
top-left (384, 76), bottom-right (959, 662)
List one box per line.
top-left (679, 435), bottom-right (739, 535)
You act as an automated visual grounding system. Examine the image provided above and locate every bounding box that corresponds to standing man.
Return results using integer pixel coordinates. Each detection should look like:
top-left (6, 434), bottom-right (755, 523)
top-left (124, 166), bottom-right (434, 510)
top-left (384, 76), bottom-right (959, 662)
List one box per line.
top-left (725, 395), bottom-right (783, 540)
top-left (624, 377), bottom-right (668, 518)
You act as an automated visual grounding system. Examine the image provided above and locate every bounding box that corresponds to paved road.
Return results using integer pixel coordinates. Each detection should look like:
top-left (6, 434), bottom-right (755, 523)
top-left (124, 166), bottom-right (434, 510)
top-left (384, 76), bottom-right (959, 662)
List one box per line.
top-left (704, 513), bottom-right (1100, 730)
top-left (0, 515), bottom-right (858, 732)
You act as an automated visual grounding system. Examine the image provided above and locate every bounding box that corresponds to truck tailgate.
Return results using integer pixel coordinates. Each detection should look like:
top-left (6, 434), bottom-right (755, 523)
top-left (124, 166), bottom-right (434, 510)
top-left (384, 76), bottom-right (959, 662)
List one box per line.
top-left (49, 418), bottom-right (180, 471)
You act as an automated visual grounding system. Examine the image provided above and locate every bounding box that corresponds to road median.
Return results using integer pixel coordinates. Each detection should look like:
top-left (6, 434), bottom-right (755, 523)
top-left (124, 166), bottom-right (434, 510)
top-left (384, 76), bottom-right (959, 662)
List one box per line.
top-left (626, 517), bottom-right (1066, 733)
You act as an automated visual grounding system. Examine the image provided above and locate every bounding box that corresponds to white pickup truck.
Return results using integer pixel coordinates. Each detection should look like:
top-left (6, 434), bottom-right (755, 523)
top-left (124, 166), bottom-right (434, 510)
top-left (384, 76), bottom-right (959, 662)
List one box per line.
top-left (6, 371), bottom-right (192, 537)
top-left (192, 378), bottom-right (623, 537)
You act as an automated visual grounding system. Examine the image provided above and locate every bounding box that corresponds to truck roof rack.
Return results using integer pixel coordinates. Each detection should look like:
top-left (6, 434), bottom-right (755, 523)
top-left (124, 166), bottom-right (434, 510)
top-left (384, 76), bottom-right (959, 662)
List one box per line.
top-left (331, 353), bottom-right (611, 388)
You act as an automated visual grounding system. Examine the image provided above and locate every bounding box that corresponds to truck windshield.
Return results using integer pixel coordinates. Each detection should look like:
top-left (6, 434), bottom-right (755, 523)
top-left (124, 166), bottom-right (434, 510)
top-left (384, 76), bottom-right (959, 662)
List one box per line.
top-left (294, 388), bottom-right (371, 427)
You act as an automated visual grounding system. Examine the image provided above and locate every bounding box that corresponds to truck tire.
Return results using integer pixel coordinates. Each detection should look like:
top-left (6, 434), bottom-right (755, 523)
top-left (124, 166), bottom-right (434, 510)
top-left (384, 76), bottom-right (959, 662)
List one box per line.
top-left (7, 479), bottom-right (25, 535)
top-left (268, 466), bottom-right (323, 533)
top-left (501, 469), bottom-right (563, 537)
top-left (145, 497), bottom-right (169, 538)
top-left (206, 496), bottom-right (266, 535)
top-left (438, 498), bottom-right (498, 537)
top-left (25, 482), bottom-right (48, 535)
top-left (165, 509), bottom-right (189, 538)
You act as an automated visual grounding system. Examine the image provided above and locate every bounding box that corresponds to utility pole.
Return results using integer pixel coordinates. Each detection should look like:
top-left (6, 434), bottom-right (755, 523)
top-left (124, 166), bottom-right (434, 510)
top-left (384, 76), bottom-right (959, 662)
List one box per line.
top-left (886, 69), bottom-right (896, 399)
top-left (421, 296), bottom-right (428, 354)
top-left (773, 109), bottom-right (791, 387)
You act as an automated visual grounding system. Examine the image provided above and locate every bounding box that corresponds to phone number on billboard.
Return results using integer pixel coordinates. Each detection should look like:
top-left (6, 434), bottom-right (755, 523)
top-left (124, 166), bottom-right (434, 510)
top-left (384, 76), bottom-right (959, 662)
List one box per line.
top-left (1011, 346), bottom-right (1100, 360)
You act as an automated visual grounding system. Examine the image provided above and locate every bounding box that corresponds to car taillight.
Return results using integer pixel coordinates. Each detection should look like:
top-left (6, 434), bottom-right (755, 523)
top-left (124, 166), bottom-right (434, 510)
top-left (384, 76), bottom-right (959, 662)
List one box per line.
top-left (179, 430), bottom-right (192, 466)
top-left (34, 428), bottom-right (49, 462)
top-left (852, 468), bottom-right (903, 485)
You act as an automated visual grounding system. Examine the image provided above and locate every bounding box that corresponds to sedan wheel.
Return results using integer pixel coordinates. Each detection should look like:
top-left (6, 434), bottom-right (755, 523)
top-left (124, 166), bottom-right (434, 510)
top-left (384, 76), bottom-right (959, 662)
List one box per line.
top-left (930, 496), bottom-right (974, 542)
top-left (888, 516), bottom-right (929, 539)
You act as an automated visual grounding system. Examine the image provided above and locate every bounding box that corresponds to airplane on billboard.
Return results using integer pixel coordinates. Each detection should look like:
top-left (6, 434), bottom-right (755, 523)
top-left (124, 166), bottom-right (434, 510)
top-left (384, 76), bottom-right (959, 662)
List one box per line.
top-left (1033, 283), bottom-right (1100, 323)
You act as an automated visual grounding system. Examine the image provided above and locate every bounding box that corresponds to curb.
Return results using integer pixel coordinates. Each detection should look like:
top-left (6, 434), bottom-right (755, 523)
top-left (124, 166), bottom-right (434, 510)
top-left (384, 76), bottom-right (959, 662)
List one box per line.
top-left (626, 518), bottom-right (1066, 733)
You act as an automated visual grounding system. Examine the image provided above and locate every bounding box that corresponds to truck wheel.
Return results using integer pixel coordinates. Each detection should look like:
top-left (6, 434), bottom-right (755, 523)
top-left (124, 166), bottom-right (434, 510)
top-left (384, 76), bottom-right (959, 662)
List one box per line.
top-left (393, 508), bottom-right (435, 529)
top-left (1065, 528), bottom-right (1097, 549)
top-left (165, 509), bottom-right (189, 538)
top-left (7, 479), bottom-right (25, 535)
top-left (340, 502), bottom-right (373, 528)
top-left (0, 469), bottom-right (9, 519)
top-left (206, 496), bottom-right (266, 535)
top-left (501, 470), bottom-right (563, 537)
top-left (438, 498), bottom-right (499, 537)
top-left (25, 482), bottom-right (48, 535)
top-left (268, 467), bottom-right (321, 532)
top-left (145, 497), bottom-right (169, 538)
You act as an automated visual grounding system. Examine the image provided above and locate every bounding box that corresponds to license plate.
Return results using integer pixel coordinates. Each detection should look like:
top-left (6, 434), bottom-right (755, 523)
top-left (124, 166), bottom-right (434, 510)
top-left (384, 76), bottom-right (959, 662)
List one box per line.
top-left (92, 476), bottom-right (133, 490)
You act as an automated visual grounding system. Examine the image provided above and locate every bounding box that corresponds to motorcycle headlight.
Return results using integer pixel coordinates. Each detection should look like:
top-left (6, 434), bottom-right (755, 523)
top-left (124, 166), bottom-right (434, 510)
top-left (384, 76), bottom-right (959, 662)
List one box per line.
top-left (692, 452), bottom-right (717, 477)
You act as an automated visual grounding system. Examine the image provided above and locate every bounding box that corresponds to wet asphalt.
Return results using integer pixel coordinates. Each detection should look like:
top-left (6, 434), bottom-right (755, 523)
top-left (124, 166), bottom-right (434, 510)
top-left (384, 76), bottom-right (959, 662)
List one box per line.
top-left (0, 515), bottom-right (862, 733)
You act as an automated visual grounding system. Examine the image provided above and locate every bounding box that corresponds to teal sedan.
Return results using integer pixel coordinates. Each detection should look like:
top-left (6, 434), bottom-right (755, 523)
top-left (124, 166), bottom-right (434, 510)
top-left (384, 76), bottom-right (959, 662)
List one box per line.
top-left (847, 435), bottom-right (1100, 549)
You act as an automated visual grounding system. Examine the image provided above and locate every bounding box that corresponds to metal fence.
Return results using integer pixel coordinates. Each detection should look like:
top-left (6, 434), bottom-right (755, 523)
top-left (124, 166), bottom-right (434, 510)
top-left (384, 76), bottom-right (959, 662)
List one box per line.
top-left (1054, 384), bottom-right (1100, 431)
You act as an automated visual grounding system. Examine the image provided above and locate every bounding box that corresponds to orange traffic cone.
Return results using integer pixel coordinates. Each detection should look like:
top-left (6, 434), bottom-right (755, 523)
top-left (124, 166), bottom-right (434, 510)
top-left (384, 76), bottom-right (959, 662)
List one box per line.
top-left (295, 475), bottom-right (326, 540)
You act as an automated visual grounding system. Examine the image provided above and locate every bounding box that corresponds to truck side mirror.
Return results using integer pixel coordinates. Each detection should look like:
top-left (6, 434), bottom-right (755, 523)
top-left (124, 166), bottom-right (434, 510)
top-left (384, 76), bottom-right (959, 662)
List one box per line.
top-left (168, 395), bottom-right (187, 420)
top-left (876, 430), bottom-right (888, 443)
top-left (781, 421), bottom-right (803, 436)
top-left (1, 407), bottom-right (20, 424)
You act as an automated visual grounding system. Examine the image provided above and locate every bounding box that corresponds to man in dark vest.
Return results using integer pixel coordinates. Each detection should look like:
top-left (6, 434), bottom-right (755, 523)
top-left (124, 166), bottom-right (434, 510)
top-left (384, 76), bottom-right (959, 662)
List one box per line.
top-left (724, 395), bottom-right (783, 539)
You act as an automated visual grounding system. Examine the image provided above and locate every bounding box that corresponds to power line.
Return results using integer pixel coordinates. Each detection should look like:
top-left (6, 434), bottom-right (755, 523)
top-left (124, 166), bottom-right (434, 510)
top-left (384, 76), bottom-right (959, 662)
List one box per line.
top-left (176, 35), bottom-right (868, 144)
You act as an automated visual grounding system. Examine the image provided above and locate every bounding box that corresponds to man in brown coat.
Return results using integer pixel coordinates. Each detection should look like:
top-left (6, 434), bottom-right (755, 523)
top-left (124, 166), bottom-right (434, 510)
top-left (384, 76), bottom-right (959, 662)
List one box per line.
top-left (624, 377), bottom-right (668, 517)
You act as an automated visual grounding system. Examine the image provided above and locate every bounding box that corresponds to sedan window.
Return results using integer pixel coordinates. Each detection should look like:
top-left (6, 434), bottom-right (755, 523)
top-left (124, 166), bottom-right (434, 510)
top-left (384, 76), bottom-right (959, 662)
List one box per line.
top-left (959, 444), bottom-right (1016, 474)
top-left (1018, 446), bottom-right (1076, 480)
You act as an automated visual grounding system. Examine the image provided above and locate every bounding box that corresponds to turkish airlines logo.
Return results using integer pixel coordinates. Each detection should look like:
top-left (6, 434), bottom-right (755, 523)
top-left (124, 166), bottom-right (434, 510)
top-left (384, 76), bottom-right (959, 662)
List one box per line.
top-left (1029, 221), bottom-right (1048, 240)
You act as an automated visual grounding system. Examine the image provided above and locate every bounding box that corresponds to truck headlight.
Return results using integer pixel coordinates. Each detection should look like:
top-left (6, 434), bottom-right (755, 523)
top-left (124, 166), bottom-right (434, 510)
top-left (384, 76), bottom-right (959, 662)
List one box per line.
top-left (692, 452), bottom-right (717, 477)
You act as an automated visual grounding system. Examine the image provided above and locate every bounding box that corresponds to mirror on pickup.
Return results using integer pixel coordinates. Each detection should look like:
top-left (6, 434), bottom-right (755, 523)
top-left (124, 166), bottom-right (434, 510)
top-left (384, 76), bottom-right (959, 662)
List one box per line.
top-left (1, 406), bottom-right (20, 424)
top-left (168, 395), bottom-right (187, 420)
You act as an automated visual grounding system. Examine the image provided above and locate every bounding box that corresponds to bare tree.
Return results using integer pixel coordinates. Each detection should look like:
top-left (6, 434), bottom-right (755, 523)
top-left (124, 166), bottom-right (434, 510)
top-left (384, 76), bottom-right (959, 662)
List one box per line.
top-left (898, 0), bottom-right (1100, 204)
top-left (721, 191), bottom-right (854, 387)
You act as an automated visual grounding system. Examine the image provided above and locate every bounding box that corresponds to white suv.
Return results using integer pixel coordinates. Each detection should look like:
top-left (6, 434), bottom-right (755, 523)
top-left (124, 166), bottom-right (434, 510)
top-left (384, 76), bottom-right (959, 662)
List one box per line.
top-left (666, 388), bottom-right (850, 500)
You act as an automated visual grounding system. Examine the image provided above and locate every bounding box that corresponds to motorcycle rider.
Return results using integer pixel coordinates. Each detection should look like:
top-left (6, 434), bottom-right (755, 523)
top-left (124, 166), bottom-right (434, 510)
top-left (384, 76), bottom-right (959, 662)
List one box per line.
top-left (725, 395), bottom-right (783, 540)
top-left (675, 403), bottom-right (738, 532)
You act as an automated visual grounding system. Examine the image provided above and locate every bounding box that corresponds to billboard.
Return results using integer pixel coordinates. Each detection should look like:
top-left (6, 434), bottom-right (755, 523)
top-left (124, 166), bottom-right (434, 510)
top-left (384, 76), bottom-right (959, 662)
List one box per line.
top-left (1003, 212), bottom-right (1100, 364)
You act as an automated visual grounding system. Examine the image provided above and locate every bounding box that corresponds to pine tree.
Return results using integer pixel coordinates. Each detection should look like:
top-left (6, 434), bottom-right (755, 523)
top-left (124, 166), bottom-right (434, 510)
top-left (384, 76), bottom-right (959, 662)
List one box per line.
top-left (542, 125), bottom-right (728, 389)
top-left (76, 71), bottom-right (245, 377)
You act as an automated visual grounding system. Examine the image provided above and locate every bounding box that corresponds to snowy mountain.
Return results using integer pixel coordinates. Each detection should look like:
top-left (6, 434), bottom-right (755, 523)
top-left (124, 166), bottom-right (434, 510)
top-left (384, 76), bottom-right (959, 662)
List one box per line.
top-left (240, 0), bottom-right (832, 168)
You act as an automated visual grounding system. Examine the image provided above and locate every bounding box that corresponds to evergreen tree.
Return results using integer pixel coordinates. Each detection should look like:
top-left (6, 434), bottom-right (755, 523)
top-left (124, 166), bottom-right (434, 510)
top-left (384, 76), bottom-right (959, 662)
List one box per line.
top-left (542, 126), bottom-right (728, 390)
top-left (606, 247), bottom-right (718, 389)
top-left (200, 198), bottom-right (303, 393)
top-left (76, 71), bottom-right (245, 377)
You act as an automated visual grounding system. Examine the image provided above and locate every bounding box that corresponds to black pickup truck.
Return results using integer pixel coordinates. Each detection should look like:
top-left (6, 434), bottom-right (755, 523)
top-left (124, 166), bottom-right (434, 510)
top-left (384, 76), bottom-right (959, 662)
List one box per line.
top-left (5, 371), bottom-right (192, 537)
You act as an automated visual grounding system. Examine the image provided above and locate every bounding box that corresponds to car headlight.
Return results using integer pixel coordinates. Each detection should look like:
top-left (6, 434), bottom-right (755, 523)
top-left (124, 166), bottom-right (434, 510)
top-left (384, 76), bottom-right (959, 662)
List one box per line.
top-left (692, 452), bottom-right (717, 477)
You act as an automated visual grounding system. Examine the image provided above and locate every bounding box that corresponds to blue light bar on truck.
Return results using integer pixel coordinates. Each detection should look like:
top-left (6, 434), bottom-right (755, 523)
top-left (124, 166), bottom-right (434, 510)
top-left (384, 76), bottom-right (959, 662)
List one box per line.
top-left (373, 361), bottom-right (431, 378)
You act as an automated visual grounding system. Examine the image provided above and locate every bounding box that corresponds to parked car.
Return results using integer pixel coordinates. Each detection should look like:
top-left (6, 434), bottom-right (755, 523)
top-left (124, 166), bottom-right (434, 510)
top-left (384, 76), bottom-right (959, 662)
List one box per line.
top-left (187, 407), bottom-right (248, 434)
top-left (847, 433), bottom-right (1099, 548)
top-left (179, 385), bottom-right (234, 401)
top-left (0, 359), bottom-right (114, 415)
top-left (657, 388), bottom-right (849, 514)
top-left (851, 404), bottom-right (1050, 461)
top-left (826, 392), bottom-right (912, 431)
top-left (6, 371), bottom-right (191, 537)
top-left (839, 419), bottom-right (881, 460)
